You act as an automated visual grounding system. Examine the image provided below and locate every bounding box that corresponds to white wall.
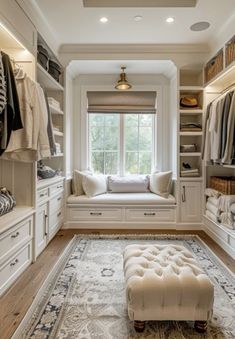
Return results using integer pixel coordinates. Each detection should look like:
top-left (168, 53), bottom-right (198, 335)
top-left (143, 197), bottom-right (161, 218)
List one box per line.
top-left (72, 73), bottom-right (177, 173)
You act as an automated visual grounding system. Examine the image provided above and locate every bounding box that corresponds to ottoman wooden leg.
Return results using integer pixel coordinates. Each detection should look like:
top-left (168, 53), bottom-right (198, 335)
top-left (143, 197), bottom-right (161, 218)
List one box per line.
top-left (134, 320), bottom-right (145, 332)
top-left (194, 320), bottom-right (208, 333)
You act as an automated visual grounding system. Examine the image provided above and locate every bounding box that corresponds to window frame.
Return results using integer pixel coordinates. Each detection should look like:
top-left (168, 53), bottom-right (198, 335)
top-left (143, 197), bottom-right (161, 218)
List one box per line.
top-left (88, 113), bottom-right (155, 175)
top-left (80, 85), bottom-right (164, 173)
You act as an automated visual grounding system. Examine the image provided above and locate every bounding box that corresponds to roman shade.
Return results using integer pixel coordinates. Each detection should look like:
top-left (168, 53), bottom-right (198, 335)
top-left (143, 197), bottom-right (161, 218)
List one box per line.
top-left (87, 91), bottom-right (157, 114)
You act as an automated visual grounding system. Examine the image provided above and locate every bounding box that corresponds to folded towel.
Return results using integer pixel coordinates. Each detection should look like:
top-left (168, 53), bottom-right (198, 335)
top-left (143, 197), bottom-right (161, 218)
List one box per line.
top-left (205, 188), bottom-right (221, 198)
top-left (206, 210), bottom-right (218, 223)
top-left (218, 195), bottom-right (235, 213)
top-left (230, 203), bottom-right (235, 214)
top-left (219, 212), bottom-right (235, 230)
top-left (207, 196), bottom-right (220, 207)
top-left (206, 201), bottom-right (220, 216)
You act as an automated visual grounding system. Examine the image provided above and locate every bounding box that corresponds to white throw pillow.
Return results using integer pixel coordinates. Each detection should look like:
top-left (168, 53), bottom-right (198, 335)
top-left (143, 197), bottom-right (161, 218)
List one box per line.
top-left (150, 171), bottom-right (172, 198)
top-left (108, 175), bottom-right (149, 193)
top-left (82, 175), bottom-right (107, 197)
top-left (73, 170), bottom-right (92, 196)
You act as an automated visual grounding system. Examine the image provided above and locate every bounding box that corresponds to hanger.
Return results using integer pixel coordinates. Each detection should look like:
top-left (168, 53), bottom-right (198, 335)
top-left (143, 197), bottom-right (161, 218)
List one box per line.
top-left (209, 82), bottom-right (235, 105)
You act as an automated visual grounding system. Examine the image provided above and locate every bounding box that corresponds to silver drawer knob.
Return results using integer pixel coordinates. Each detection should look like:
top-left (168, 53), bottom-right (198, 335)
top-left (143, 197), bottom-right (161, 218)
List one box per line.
top-left (10, 259), bottom-right (19, 267)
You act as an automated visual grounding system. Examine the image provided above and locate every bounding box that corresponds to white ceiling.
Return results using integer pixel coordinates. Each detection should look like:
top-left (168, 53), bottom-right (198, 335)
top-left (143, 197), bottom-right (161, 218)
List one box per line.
top-left (33, 0), bottom-right (235, 45)
top-left (68, 60), bottom-right (175, 77)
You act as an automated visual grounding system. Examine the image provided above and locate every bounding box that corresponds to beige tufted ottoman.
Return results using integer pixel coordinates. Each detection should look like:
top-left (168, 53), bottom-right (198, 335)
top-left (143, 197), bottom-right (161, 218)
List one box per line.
top-left (123, 244), bottom-right (214, 333)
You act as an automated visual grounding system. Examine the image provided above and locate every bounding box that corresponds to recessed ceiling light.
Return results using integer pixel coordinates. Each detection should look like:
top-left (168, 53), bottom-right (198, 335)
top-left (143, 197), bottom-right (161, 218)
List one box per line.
top-left (190, 21), bottom-right (210, 31)
top-left (134, 15), bottom-right (143, 22)
top-left (166, 17), bottom-right (175, 23)
top-left (100, 17), bottom-right (108, 23)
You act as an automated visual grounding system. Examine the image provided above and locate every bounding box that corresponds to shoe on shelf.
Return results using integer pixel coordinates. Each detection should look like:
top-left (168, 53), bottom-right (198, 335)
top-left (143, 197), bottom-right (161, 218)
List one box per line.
top-left (182, 162), bottom-right (191, 169)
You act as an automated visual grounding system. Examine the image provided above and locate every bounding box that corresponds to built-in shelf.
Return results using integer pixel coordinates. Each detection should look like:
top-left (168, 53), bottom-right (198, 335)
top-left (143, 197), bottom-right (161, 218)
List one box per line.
top-left (179, 132), bottom-right (203, 136)
top-left (37, 176), bottom-right (65, 189)
top-left (37, 63), bottom-right (64, 91)
top-left (204, 61), bottom-right (235, 90)
top-left (180, 177), bottom-right (203, 182)
top-left (179, 86), bottom-right (204, 91)
top-left (206, 163), bottom-right (235, 169)
top-left (53, 130), bottom-right (63, 137)
top-left (180, 109), bottom-right (203, 114)
top-left (52, 153), bottom-right (64, 157)
top-left (0, 207), bottom-right (35, 235)
top-left (180, 152), bottom-right (201, 157)
top-left (49, 104), bottom-right (64, 115)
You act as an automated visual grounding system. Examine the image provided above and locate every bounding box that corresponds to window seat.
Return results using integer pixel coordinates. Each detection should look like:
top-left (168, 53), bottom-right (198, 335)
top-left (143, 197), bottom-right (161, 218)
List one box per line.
top-left (65, 192), bottom-right (177, 230)
top-left (67, 192), bottom-right (176, 205)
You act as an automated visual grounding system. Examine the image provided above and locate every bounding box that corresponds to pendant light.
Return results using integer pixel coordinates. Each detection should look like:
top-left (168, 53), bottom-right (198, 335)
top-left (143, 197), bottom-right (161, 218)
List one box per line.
top-left (115, 66), bottom-right (132, 90)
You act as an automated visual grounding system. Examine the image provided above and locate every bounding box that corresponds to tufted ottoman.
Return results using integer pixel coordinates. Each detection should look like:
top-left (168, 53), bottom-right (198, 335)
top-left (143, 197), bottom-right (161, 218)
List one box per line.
top-left (123, 244), bottom-right (214, 333)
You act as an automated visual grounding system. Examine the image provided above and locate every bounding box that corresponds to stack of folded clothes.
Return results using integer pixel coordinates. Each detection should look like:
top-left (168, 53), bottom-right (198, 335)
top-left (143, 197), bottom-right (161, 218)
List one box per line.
top-left (180, 122), bottom-right (202, 132)
top-left (205, 188), bottom-right (235, 229)
top-left (181, 162), bottom-right (200, 177)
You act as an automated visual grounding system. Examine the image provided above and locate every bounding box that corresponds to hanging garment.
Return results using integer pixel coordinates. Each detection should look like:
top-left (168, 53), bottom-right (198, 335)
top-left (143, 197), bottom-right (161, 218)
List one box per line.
top-left (0, 52), bottom-right (22, 156)
top-left (222, 91), bottom-right (235, 164)
top-left (0, 53), bottom-right (7, 114)
top-left (44, 91), bottom-right (57, 155)
top-left (3, 68), bottom-right (50, 161)
top-left (202, 103), bottom-right (212, 161)
top-left (209, 97), bottom-right (225, 162)
top-left (220, 91), bottom-right (233, 159)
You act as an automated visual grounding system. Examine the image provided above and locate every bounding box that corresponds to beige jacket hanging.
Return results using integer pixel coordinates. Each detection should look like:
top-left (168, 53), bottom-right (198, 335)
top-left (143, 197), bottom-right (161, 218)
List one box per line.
top-left (3, 70), bottom-right (50, 161)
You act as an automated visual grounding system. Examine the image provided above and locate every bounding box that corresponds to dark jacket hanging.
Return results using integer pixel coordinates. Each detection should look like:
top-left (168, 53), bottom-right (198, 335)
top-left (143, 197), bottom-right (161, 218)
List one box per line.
top-left (0, 51), bottom-right (22, 156)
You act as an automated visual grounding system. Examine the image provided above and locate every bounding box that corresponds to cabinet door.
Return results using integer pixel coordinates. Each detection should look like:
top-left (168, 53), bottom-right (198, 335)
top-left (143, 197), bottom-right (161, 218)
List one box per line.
top-left (180, 182), bottom-right (201, 222)
top-left (35, 203), bottom-right (48, 258)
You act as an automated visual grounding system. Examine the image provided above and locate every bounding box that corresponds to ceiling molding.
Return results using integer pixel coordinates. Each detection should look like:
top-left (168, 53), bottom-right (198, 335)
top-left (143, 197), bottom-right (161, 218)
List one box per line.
top-left (83, 0), bottom-right (198, 7)
top-left (59, 43), bottom-right (209, 55)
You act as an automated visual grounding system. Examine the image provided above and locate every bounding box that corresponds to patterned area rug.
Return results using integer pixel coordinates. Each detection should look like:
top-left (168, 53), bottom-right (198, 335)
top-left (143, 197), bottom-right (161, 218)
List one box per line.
top-left (15, 235), bottom-right (235, 339)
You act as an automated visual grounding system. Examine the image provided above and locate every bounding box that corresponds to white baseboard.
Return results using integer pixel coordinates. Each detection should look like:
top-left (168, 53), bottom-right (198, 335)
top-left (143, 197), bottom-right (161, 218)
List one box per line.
top-left (63, 221), bottom-right (177, 229)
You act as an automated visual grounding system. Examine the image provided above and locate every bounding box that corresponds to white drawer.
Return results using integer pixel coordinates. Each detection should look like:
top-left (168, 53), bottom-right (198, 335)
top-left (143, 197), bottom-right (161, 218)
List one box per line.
top-left (37, 187), bottom-right (49, 204)
top-left (50, 181), bottom-right (64, 196)
top-left (0, 216), bottom-right (33, 265)
top-left (50, 193), bottom-right (64, 215)
top-left (207, 222), bottom-right (229, 242)
top-left (49, 209), bottom-right (63, 235)
top-left (126, 209), bottom-right (175, 222)
top-left (69, 208), bottom-right (122, 221)
top-left (0, 242), bottom-right (32, 296)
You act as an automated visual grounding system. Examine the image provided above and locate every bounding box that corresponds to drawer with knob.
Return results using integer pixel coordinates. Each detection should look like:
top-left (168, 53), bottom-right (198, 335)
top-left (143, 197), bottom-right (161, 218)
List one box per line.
top-left (50, 181), bottom-right (64, 197)
top-left (37, 187), bottom-right (49, 204)
top-left (49, 193), bottom-right (64, 215)
top-left (49, 209), bottom-right (64, 236)
top-left (0, 216), bottom-right (33, 265)
top-left (0, 242), bottom-right (32, 296)
top-left (126, 209), bottom-right (175, 222)
top-left (68, 208), bottom-right (122, 221)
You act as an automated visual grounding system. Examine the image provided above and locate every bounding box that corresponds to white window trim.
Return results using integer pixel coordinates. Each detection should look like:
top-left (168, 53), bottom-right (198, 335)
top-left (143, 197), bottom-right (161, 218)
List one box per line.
top-left (80, 85), bottom-right (164, 172)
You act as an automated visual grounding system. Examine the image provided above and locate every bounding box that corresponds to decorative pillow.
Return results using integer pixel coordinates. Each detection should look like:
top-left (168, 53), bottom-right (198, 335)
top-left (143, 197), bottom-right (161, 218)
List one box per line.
top-left (149, 171), bottom-right (172, 198)
top-left (82, 175), bottom-right (107, 197)
top-left (108, 175), bottom-right (149, 193)
top-left (73, 170), bottom-right (92, 196)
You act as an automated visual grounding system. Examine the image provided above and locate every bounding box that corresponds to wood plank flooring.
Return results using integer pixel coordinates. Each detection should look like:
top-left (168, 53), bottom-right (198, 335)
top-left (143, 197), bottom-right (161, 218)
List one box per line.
top-left (0, 229), bottom-right (234, 339)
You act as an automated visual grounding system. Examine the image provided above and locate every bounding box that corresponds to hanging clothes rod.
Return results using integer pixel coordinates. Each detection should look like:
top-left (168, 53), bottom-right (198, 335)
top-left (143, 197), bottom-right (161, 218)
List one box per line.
top-left (206, 82), bottom-right (235, 104)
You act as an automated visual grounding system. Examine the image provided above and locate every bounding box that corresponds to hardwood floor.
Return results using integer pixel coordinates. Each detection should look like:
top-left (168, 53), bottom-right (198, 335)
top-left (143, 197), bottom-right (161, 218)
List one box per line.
top-left (0, 229), bottom-right (234, 339)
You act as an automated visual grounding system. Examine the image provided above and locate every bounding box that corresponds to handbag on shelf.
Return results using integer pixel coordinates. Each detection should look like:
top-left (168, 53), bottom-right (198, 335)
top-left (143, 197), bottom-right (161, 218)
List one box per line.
top-left (0, 187), bottom-right (16, 217)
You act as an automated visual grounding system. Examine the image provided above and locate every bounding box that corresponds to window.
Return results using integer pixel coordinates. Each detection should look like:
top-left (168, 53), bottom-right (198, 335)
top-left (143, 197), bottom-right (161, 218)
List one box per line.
top-left (89, 113), bottom-right (155, 175)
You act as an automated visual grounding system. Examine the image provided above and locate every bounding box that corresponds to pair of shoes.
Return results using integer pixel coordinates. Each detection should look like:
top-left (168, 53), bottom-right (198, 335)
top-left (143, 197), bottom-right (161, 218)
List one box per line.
top-left (183, 162), bottom-right (191, 169)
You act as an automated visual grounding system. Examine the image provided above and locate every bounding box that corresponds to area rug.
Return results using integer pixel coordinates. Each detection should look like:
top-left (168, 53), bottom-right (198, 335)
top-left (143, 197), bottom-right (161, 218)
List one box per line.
top-left (14, 235), bottom-right (235, 339)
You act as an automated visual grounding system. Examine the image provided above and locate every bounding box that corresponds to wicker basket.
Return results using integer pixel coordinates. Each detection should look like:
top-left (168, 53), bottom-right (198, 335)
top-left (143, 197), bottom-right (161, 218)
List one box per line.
top-left (225, 35), bottom-right (235, 67)
top-left (204, 49), bottom-right (223, 83)
top-left (209, 176), bottom-right (235, 195)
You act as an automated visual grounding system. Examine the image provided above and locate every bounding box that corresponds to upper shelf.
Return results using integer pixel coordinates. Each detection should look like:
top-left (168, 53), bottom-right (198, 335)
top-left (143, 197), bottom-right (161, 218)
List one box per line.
top-left (37, 63), bottom-right (64, 91)
top-left (49, 104), bottom-right (64, 115)
top-left (204, 62), bottom-right (235, 92)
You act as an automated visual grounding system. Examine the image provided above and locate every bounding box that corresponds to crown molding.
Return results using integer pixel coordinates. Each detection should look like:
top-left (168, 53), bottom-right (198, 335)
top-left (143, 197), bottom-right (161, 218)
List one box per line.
top-left (59, 43), bottom-right (209, 55)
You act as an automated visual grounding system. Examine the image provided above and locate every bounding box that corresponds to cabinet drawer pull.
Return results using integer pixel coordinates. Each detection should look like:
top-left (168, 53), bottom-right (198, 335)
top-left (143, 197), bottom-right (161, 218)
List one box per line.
top-left (182, 185), bottom-right (186, 202)
top-left (90, 212), bottom-right (102, 216)
top-left (57, 197), bottom-right (62, 201)
top-left (144, 213), bottom-right (156, 216)
top-left (57, 212), bottom-right (62, 217)
top-left (11, 231), bottom-right (20, 238)
top-left (57, 185), bottom-right (63, 189)
top-left (39, 193), bottom-right (46, 198)
top-left (10, 259), bottom-right (19, 267)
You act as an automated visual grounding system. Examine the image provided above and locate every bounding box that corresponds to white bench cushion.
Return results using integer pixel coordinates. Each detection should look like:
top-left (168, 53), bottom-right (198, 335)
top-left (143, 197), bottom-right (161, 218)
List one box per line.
top-left (67, 193), bottom-right (176, 205)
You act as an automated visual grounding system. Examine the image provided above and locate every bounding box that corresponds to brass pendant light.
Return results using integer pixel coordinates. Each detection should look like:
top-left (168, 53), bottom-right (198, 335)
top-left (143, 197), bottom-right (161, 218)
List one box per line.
top-left (115, 66), bottom-right (132, 90)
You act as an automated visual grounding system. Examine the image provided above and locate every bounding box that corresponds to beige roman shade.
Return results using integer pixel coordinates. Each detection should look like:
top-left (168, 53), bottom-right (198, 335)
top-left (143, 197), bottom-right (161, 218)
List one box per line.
top-left (87, 91), bottom-right (157, 114)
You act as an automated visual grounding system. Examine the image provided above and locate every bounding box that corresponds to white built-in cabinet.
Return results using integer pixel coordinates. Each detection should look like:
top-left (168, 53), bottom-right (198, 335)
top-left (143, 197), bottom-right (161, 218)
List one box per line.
top-left (0, 2), bottom-right (65, 296)
top-left (180, 182), bottom-right (202, 222)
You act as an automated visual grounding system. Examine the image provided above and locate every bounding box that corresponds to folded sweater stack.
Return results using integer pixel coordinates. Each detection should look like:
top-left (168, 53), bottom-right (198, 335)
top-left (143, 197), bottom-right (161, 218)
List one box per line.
top-left (205, 188), bottom-right (235, 230)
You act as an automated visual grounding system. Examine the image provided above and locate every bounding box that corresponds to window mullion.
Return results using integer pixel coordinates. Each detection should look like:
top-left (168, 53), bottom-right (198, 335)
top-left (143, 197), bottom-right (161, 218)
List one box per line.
top-left (120, 114), bottom-right (124, 176)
